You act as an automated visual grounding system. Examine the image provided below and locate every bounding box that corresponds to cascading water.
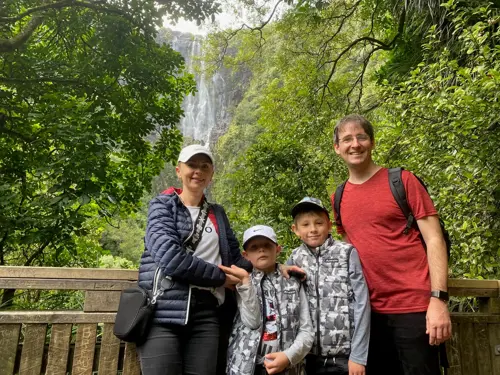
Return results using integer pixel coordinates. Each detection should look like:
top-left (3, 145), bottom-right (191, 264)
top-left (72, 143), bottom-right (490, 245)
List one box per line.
top-left (169, 31), bottom-right (229, 145)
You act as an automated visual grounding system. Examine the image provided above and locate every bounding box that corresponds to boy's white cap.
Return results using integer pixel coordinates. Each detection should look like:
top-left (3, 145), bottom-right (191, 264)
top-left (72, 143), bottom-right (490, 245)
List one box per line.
top-left (178, 144), bottom-right (214, 165)
top-left (243, 225), bottom-right (278, 249)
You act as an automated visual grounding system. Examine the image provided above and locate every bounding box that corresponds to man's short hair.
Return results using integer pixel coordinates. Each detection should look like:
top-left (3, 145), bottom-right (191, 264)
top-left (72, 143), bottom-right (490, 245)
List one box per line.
top-left (333, 114), bottom-right (374, 145)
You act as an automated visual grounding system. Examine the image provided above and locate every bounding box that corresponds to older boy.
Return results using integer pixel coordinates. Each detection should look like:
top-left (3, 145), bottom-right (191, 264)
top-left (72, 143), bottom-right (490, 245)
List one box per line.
top-left (287, 197), bottom-right (370, 375)
top-left (220, 225), bottom-right (314, 375)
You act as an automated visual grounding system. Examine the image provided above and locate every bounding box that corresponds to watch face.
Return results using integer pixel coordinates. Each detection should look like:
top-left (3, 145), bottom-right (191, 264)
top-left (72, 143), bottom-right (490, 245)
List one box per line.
top-left (431, 290), bottom-right (449, 301)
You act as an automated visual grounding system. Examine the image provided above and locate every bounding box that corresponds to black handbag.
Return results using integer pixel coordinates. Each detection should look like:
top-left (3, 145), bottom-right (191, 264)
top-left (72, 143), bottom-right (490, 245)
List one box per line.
top-left (114, 267), bottom-right (162, 343)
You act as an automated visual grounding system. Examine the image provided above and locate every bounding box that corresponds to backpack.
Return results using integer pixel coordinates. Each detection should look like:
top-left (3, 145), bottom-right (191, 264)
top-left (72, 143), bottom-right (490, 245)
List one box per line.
top-left (333, 167), bottom-right (451, 258)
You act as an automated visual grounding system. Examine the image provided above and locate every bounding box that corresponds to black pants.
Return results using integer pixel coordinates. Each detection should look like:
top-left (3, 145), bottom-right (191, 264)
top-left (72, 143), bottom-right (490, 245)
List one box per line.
top-left (216, 290), bottom-right (237, 375)
top-left (138, 290), bottom-right (220, 375)
top-left (305, 354), bottom-right (349, 375)
top-left (367, 312), bottom-right (440, 375)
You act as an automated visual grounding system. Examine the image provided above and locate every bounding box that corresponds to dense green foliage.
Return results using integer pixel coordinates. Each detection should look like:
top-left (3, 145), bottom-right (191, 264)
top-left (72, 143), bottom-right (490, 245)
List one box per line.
top-left (377, 2), bottom-right (500, 278)
top-left (0, 0), bottom-right (220, 307)
top-left (209, 0), bottom-right (499, 276)
top-left (0, 0), bottom-right (200, 271)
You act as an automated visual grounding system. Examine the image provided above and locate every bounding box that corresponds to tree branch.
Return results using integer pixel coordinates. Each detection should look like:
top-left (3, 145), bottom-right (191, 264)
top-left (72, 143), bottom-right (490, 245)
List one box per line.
top-left (0, 76), bottom-right (80, 84)
top-left (0, 115), bottom-right (35, 143)
top-left (318, 2), bottom-right (407, 104)
top-left (0, 0), bottom-right (142, 53)
top-left (317, 0), bottom-right (363, 65)
top-left (0, 16), bottom-right (43, 53)
top-left (0, 0), bottom-right (132, 23)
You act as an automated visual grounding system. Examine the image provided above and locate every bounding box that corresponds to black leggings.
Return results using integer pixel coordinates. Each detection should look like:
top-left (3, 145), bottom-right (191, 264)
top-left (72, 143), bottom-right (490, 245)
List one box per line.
top-left (138, 290), bottom-right (220, 375)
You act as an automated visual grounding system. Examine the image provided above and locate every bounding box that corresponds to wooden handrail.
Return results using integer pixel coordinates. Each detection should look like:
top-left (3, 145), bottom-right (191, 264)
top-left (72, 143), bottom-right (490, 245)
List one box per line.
top-left (0, 266), bottom-right (138, 280)
top-left (0, 266), bottom-right (498, 298)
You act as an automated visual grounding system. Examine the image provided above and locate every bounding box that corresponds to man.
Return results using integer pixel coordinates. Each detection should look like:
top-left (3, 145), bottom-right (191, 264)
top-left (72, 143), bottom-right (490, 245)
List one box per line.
top-left (330, 114), bottom-right (451, 375)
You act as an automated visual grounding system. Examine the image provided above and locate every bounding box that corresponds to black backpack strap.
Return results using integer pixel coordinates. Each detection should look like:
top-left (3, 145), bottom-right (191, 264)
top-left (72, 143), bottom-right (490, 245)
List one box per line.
top-left (388, 167), bottom-right (415, 234)
top-left (333, 181), bottom-right (347, 227)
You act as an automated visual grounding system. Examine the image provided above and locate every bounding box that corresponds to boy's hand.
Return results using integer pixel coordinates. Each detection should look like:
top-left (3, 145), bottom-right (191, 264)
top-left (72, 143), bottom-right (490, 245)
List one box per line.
top-left (264, 352), bottom-right (290, 374)
top-left (348, 360), bottom-right (365, 375)
top-left (279, 264), bottom-right (307, 281)
top-left (219, 265), bottom-right (250, 285)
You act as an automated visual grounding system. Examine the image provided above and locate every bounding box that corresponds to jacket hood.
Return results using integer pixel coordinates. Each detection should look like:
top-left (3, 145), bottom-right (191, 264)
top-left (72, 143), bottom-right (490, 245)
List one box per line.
top-left (161, 187), bottom-right (182, 195)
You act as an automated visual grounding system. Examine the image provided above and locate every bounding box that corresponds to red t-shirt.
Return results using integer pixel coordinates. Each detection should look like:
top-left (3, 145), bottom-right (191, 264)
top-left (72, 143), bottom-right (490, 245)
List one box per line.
top-left (331, 168), bottom-right (438, 314)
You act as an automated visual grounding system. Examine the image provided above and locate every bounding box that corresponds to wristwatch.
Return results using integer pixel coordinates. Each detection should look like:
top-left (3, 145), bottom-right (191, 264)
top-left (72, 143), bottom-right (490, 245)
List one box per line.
top-left (431, 290), bottom-right (449, 302)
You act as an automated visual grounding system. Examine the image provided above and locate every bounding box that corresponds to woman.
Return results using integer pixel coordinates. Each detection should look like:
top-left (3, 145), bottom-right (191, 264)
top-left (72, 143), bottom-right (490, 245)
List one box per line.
top-left (137, 144), bottom-right (252, 375)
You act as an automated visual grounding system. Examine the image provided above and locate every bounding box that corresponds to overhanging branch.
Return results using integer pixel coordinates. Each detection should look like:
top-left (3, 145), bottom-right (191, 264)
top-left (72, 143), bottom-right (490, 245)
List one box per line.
top-left (0, 77), bottom-right (81, 84)
top-left (0, 0), bottom-right (140, 53)
top-left (0, 16), bottom-right (43, 53)
top-left (0, 0), bottom-right (133, 23)
top-left (318, 2), bottom-right (407, 104)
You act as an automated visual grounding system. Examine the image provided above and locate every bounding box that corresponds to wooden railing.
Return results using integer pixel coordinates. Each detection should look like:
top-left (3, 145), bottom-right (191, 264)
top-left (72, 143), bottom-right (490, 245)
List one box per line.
top-left (0, 267), bottom-right (139, 375)
top-left (0, 267), bottom-right (498, 375)
top-left (446, 279), bottom-right (500, 375)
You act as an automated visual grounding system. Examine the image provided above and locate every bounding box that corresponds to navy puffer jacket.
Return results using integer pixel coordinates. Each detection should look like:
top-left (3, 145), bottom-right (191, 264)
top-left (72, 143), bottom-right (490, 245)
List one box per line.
top-left (138, 187), bottom-right (252, 325)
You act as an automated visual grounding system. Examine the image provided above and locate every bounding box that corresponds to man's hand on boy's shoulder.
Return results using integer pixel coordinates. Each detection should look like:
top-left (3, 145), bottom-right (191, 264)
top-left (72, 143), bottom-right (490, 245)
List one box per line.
top-left (263, 352), bottom-right (290, 374)
top-left (348, 360), bottom-right (365, 375)
top-left (219, 264), bottom-right (250, 285)
top-left (279, 264), bottom-right (307, 281)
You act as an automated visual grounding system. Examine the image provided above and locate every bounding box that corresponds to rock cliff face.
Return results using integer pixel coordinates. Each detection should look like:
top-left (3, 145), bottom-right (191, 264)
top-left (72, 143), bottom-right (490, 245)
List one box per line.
top-left (158, 28), bottom-right (250, 146)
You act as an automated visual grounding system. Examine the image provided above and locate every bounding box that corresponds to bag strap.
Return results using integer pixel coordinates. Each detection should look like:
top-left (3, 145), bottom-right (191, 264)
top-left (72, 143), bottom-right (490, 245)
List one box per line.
top-left (333, 181), bottom-right (347, 227)
top-left (184, 197), bottom-right (210, 253)
top-left (388, 167), bottom-right (415, 234)
top-left (212, 204), bottom-right (230, 266)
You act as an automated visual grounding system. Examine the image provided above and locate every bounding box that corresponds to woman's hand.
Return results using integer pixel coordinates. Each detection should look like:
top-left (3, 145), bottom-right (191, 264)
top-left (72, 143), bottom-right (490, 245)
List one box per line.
top-left (279, 264), bottom-right (307, 281)
top-left (219, 265), bottom-right (250, 286)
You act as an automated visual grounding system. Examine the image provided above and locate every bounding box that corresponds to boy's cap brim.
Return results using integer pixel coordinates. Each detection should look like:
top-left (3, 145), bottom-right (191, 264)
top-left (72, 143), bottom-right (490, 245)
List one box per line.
top-left (291, 197), bottom-right (329, 218)
top-left (178, 144), bottom-right (214, 165)
top-left (243, 225), bottom-right (278, 249)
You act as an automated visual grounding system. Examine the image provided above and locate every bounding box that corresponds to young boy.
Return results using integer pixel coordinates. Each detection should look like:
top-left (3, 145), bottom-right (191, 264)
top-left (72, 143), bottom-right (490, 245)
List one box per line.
top-left (221, 225), bottom-right (314, 375)
top-left (287, 197), bottom-right (370, 375)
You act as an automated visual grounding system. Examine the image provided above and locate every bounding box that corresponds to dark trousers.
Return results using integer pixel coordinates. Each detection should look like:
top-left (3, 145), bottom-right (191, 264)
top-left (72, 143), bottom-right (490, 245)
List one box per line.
top-left (216, 290), bottom-right (237, 375)
top-left (367, 312), bottom-right (440, 375)
top-left (138, 290), bottom-right (220, 375)
top-left (305, 354), bottom-right (349, 375)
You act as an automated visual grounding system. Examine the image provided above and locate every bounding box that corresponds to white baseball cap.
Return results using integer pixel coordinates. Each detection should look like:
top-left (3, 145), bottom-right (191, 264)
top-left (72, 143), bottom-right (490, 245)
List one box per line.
top-left (243, 225), bottom-right (278, 249)
top-left (178, 144), bottom-right (214, 165)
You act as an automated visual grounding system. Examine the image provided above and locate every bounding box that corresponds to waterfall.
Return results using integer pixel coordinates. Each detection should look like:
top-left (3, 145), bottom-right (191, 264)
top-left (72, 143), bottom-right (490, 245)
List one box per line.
top-left (169, 31), bottom-right (227, 145)
top-left (154, 28), bottom-right (249, 146)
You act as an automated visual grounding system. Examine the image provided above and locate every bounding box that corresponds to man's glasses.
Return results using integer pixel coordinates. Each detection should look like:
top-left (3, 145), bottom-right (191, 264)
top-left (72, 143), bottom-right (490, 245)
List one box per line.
top-left (339, 134), bottom-right (370, 145)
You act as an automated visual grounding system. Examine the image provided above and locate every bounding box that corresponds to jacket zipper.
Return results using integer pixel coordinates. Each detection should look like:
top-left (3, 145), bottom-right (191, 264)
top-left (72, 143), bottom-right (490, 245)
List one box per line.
top-left (252, 275), bottom-right (267, 375)
top-left (180, 194), bottom-right (194, 325)
top-left (271, 274), bottom-right (282, 351)
top-left (315, 248), bottom-right (321, 355)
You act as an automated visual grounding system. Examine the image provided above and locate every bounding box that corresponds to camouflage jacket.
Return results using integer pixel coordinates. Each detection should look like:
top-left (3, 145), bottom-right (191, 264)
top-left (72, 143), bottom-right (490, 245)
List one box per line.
top-left (288, 237), bottom-right (354, 357)
top-left (226, 266), bottom-right (313, 375)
